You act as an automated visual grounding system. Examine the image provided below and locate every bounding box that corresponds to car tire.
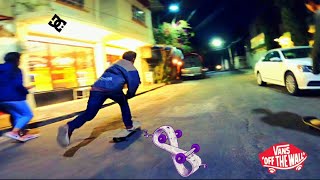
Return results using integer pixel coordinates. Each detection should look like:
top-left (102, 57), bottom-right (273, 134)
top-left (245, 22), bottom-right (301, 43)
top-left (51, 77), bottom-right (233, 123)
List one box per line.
top-left (200, 72), bottom-right (206, 79)
top-left (285, 72), bottom-right (300, 96)
top-left (257, 72), bottom-right (266, 86)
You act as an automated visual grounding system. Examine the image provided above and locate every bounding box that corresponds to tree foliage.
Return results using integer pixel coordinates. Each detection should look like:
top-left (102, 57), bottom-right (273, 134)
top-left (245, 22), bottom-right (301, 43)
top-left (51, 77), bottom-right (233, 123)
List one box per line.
top-left (255, 1), bottom-right (282, 50)
top-left (274, 0), bottom-right (310, 46)
top-left (153, 20), bottom-right (195, 53)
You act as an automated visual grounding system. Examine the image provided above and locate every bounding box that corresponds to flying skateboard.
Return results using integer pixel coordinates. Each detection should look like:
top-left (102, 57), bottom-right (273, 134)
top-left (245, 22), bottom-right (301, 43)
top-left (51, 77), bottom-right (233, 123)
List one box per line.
top-left (4, 128), bottom-right (40, 142)
top-left (112, 125), bottom-right (141, 143)
top-left (302, 116), bottom-right (320, 131)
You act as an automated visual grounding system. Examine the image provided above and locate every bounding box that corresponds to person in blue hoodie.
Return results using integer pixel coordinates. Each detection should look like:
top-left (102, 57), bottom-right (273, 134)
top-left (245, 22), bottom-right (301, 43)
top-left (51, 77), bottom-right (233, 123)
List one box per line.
top-left (0, 52), bottom-right (34, 140)
top-left (57, 51), bottom-right (141, 147)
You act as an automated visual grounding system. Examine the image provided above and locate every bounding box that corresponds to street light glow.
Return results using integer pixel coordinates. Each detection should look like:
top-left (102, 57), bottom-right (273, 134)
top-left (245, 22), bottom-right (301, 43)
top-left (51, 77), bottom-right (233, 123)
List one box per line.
top-left (172, 59), bottom-right (178, 64)
top-left (211, 38), bottom-right (223, 47)
top-left (169, 4), bottom-right (179, 12)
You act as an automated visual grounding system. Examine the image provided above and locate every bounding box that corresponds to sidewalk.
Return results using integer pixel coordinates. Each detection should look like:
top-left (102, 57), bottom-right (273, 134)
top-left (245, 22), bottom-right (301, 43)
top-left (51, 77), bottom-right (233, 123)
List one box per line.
top-left (0, 83), bottom-right (166, 133)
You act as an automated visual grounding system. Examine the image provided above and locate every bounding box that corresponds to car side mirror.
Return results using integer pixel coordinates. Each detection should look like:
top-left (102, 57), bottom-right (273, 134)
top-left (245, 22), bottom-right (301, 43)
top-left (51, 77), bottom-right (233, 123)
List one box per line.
top-left (270, 57), bottom-right (282, 62)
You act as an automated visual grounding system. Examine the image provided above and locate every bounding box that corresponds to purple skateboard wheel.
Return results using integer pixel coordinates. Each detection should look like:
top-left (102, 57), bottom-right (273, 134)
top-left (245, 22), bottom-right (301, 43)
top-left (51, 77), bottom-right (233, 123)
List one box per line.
top-left (175, 153), bottom-right (186, 164)
top-left (158, 134), bottom-right (167, 143)
top-left (191, 144), bottom-right (200, 153)
top-left (175, 129), bottom-right (182, 138)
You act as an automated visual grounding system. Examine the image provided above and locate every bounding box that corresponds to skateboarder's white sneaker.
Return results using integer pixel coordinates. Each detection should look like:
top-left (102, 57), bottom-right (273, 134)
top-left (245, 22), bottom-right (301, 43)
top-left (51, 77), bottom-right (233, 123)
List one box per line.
top-left (126, 121), bottom-right (141, 131)
top-left (57, 125), bottom-right (70, 147)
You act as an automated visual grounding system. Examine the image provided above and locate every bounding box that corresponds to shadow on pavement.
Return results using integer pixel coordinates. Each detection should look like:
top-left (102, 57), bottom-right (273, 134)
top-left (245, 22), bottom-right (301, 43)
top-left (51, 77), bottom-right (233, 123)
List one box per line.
top-left (0, 139), bottom-right (25, 153)
top-left (63, 120), bottom-right (124, 157)
top-left (252, 108), bottom-right (320, 137)
top-left (111, 130), bottom-right (143, 150)
top-left (182, 75), bottom-right (207, 81)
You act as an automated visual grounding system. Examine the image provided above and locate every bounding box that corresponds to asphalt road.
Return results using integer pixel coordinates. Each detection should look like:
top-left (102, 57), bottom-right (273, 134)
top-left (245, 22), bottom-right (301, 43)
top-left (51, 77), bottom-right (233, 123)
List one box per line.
top-left (0, 70), bottom-right (319, 179)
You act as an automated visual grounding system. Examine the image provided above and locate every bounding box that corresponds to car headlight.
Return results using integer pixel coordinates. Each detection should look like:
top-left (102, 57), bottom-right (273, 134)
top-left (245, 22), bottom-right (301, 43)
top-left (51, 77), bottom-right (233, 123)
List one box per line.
top-left (297, 65), bottom-right (312, 72)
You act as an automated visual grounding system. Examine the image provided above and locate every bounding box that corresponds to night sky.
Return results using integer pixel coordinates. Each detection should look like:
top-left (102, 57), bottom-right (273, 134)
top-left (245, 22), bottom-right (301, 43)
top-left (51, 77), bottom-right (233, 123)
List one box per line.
top-left (152, 0), bottom-right (271, 67)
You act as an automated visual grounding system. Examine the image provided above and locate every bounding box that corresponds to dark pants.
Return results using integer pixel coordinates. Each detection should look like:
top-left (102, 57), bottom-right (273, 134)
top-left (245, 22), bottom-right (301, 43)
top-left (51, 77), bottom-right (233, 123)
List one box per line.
top-left (67, 90), bottom-right (132, 133)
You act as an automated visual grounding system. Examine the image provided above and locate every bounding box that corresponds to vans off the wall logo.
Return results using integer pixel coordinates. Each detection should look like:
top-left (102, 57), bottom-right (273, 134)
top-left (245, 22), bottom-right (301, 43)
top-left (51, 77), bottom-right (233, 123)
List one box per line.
top-left (259, 142), bottom-right (308, 174)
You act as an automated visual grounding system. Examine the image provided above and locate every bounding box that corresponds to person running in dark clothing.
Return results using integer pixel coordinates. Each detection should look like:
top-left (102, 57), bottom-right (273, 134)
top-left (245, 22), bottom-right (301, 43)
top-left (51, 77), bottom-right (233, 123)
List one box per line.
top-left (57, 51), bottom-right (141, 147)
top-left (0, 52), bottom-right (35, 140)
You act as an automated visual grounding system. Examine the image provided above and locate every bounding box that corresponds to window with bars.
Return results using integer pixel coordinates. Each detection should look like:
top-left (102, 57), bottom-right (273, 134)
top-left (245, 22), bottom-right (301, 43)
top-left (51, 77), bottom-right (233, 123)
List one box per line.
top-left (57, 0), bottom-right (84, 9)
top-left (132, 5), bottom-right (145, 25)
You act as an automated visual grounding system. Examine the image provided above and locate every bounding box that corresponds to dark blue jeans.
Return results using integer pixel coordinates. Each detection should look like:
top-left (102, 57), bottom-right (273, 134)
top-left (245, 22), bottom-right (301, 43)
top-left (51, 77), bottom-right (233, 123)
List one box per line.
top-left (67, 91), bottom-right (132, 133)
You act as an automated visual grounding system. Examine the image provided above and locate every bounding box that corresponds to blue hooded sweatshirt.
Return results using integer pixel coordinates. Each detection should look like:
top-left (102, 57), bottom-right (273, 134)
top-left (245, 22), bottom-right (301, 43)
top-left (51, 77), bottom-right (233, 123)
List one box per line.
top-left (0, 62), bottom-right (29, 102)
top-left (92, 59), bottom-right (141, 98)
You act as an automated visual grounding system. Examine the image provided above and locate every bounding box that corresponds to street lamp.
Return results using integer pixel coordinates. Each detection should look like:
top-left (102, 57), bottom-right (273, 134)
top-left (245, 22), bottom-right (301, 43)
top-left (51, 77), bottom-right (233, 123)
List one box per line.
top-left (210, 37), bottom-right (232, 70)
top-left (169, 4), bottom-right (179, 13)
top-left (211, 38), bottom-right (224, 48)
top-left (169, 4), bottom-right (180, 25)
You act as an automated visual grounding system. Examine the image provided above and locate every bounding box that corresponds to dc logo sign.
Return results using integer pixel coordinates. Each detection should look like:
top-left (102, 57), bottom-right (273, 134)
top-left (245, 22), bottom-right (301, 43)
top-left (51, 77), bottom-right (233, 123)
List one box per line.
top-left (48, 14), bottom-right (67, 32)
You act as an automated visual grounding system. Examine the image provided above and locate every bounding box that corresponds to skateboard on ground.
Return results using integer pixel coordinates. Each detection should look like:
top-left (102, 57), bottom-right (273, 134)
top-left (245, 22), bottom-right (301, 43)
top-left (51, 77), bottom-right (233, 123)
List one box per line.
top-left (112, 125), bottom-right (141, 143)
top-left (302, 116), bottom-right (320, 131)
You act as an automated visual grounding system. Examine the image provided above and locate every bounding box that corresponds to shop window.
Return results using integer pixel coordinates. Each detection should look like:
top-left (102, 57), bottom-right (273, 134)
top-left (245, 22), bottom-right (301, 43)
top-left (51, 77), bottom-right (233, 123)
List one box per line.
top-left (26, 41), bottom-right (96, 92)
top-left (26, 41), bottom-right (53, 92)
top-left (132, 5), bottom-right (145, 25)
top-left (49, 44), bottom-right (78, 89)
top-left (106, 54), bottom-right (121, 65)
top-left (74, 47), bottom-right (96, 87)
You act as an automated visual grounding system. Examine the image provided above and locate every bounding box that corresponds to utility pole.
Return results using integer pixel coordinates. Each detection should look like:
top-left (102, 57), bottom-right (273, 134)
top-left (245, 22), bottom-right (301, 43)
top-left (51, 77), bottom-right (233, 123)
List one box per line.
top-left (228, 46), bottom-right (234, 70)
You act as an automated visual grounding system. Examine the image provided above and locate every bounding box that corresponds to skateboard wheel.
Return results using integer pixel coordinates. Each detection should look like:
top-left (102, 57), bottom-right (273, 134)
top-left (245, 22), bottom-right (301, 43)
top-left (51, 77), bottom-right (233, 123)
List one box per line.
top-left (268, 168), bottom-right (276, 174)
top-left (191, 144), bottom-right (200, 153)
top-left (175, 129), bottom-right (182, 138)
top-left (158, 134), bottom-right (167, 143)
top-left (175, 153), bottom-right (186, 164)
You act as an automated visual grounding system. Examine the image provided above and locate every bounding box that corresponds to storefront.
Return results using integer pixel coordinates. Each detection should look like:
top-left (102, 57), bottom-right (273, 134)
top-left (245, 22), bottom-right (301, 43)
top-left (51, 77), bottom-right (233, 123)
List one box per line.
top-left (24, 37), bottom-right (97, 107)
top-left (11, 12), bottom-right (153, 108)
top-left (105, 46), bottom-right (128, 67)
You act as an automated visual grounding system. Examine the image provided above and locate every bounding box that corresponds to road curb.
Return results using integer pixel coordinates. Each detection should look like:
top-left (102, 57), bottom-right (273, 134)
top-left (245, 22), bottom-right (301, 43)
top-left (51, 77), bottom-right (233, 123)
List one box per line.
top-left (0, 84), bottom-right (166, 135)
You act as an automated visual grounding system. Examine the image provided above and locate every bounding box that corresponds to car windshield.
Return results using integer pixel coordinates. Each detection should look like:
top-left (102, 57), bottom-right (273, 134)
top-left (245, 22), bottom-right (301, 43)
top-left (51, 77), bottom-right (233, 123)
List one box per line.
top-left (183, 57), bottom-right (202, 68)
top-left (281, 47), bottom-right (312, 59)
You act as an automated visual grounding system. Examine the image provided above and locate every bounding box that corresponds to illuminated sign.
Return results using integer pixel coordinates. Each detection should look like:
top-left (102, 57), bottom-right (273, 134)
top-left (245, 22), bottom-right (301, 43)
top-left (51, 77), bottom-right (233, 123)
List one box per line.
top-left (250, 33), bottom-right (265, 49)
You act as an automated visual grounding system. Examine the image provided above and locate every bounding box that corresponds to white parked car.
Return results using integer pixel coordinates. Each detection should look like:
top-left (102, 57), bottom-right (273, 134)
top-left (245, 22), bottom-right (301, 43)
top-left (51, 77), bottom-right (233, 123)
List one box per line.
top-left (254, 46), bottom-right (320, 95)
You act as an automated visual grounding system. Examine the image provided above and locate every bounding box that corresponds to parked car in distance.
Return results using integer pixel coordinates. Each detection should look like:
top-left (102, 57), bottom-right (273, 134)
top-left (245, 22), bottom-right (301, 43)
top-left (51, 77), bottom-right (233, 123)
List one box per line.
top-left (181, 53), bottom-right (206, 79)
top-left (254, 46), bottom-right (320, 95)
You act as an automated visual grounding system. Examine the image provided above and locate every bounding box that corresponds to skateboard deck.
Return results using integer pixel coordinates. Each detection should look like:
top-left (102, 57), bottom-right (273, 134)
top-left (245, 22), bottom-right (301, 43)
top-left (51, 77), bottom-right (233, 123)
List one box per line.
top-left (112, 126), bottom-right (141, 143)
top-left (302, 116), bottom-right (320, 131)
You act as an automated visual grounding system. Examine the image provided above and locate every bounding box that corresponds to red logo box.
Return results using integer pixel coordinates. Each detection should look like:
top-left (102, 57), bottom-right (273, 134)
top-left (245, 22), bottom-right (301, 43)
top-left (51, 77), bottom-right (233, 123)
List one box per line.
top-left (259, 142), bottom-right (308, 174)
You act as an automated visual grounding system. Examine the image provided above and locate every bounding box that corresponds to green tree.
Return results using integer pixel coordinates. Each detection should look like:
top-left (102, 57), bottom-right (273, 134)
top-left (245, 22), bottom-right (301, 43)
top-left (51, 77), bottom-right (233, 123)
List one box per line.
top-left (274, 0), bottom-right (310, 46)
top-left (255, 1), bottom-right (282, 50)
top-left (153, 20), bottom-right (195, 53)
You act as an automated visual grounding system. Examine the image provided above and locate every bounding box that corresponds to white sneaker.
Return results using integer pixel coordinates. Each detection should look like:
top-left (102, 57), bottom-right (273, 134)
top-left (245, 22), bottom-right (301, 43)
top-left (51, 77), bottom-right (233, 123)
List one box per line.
top-left (57, 125), bottom-right (70, 147)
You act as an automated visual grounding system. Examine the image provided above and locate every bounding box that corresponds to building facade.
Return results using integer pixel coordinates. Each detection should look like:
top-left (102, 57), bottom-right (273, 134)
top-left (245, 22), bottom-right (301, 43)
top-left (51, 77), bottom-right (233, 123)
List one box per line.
top-left (0, 0), bottom-right (156, 108)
